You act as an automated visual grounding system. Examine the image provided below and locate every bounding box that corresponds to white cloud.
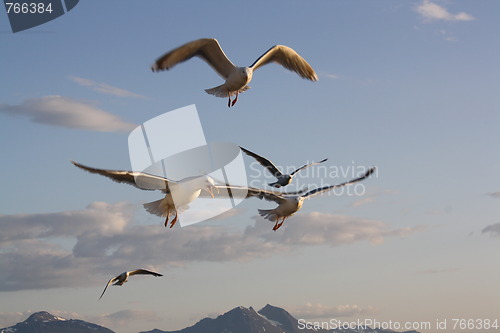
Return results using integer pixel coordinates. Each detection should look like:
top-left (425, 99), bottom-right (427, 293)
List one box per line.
top-left (415, 0), bottom-right (474, 22)
top-left (482, 223), bottom-right (500, 237)
top-left (321, 73), bottom-right (339, 79)
top-left (290, 303), bottom-right (377, 319)
top-left (0, 205), bottom-right (423, 292)
top-left (69, 76), bottom-right (145, 98)
top-left (0, 95), bottom-right (136, 132)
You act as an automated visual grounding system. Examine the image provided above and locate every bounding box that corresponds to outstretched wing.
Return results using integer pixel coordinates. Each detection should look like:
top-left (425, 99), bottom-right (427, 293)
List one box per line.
top-left (99, 276), bottom-right (117, 300)
top-left (72, 161), bottom-right (176, 192)
top-left (303, 167), bottom-right (376, 198)
top-left (250, 45), bottom-right (318, 81)
top-left (128, 269), bottom-right (163, 277)
top-left (151, 38), bottom-right (237, 79)
top-left (199, 184), bottom-right (295, 205)
top-left (290, 158), bottom-right (328, 176)
top-left (240, 147), bottom-right (283, 178)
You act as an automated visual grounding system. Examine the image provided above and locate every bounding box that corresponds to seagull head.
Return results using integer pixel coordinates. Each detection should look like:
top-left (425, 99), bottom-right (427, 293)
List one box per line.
top-left (241, 67), bottom-right (253, 81)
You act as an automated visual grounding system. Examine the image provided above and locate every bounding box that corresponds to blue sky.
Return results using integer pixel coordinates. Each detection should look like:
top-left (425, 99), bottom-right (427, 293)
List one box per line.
top-left (1, 1), bottom-right (499, 332)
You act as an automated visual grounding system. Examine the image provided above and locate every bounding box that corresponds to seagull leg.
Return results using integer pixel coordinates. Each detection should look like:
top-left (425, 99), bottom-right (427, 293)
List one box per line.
top-left (275, 217), bottom-right (286, 230)
top-left (163, 208), bottom-right (171, 227)
top-left (227, 93), bottom-right (231, 108)
top-left (231, 91), bottom-right (239, 107)
top-left (170, 210), bottom-right (178, 228)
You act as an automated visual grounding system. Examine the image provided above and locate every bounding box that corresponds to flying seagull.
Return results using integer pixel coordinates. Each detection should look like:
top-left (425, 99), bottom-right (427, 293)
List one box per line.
top-left (240, 146), bottom-right (328, 188)
top-left (99, 269), bottom-right (163, 300)
top-left (72, 161), bottom-right (215, 228)
top-left (151, 38), bottom-right (318, 107)
top-left (203, 168), bottom-right (375, 231)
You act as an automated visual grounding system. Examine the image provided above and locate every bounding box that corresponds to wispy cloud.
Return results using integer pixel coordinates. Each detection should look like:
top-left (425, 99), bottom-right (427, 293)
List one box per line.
top-left (348, 189), bottom-right (399, 208)
top-left (415, 0), bottom-right (475, 22)
top-left (320, 72), bottom-right (340, 79)
top-left (0, 204), bottom-right (423, 292)
top-left (69, 76), bottom-right (145, 98)
top-left (482, 223), bottom-right (500, 237)
top-left (486, 191), bottom-right (500, 199)
top-left (0, 95), bottom-right (136, 132)
top-left (290, 303), bottom-right (377, 319)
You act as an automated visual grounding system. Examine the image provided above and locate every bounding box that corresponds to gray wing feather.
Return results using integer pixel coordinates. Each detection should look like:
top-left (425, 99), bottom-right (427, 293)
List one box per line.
top-left (250, 45), bottom-right (318, 81)
top-left (290, 158), bottom-right (328, 176)
top-left (129, 269), bottom-right (163, 277)
top-left (99, 277), bottom-right (117, 300)
top-left (303, 167), bottom-right (376, 198)
top-left (72, 161), bottom-right (176, 192)
top-left (199, 184), bottom-right (290, 205)
top-left (151, 38), bottom-right (236, 79)
top-left (240, 147), bottom-right (283, 178)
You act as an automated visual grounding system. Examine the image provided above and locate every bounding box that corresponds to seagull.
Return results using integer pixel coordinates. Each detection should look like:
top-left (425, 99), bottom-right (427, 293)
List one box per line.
top-left (240, 146), bottom-right (327, 188)
top-left (72, 161), bottom-right (215, 228)
top-left (151, 38), bottom-right (318, 107)
top-left (204, 168), bottom-right (375, 231)
top-left (99, 269), bottom-right (163, 300)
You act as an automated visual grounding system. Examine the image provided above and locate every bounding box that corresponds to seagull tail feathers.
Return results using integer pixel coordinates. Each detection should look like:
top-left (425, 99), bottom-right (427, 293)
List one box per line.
top-left (205, 85), bottom-right (250, 97)
top-left (143, 199), bottom-right (166, 217)
top-left (258, 209), bottom-right (278, 222)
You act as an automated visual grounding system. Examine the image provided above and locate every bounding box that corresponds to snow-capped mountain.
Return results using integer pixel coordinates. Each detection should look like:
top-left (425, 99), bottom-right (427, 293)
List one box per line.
top-left (139, 304), bottom-right (420, 333)
top-left (0, 311), bottom-right (114, 333)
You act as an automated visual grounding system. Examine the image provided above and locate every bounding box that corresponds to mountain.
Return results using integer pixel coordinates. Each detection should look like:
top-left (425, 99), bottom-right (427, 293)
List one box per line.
top-left (139, 304), bottom-right (420, 333)
top-left (0, 311), bottom-right (115, 333)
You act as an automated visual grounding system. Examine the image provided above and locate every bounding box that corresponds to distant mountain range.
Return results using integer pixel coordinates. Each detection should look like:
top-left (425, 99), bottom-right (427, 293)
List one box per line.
top-left (0, 311), bottom-right (114, 333)
top-left (138, 304), bottom-right (419, 333)
top-left (1, 305), bottom-right (419, 333)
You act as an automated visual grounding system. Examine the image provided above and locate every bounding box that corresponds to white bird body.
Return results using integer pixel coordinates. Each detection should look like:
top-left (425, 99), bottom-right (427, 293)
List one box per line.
top-left (258, 195), bottom-right (304, 223)
top-left (99, 269), bottom-right (163, 300)
top-left (206, 167), bottom-right (376, 231)
top-left (72, 161), bottom-right (215, 228)
top-left (152, 38), bottom-right (317, 107)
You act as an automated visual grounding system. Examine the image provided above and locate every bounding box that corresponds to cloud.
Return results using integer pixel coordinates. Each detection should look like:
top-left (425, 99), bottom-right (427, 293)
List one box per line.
top-left (348, 189), bottom-right (399, 208)
top-left (93, 309), bottom-right (161, 328)
top-left (415, 0), bottom-right (474, 22)
top-left (482, 223), bottom-right (500, 237)
top-left (69, 76), bottom-right (145, 98)
top-left (0, 204), bottom-right (423, 292)
top-left (290, 303), bottom-right (377, 319)
top-left (0, 95), bottom-right (136, 132)
top-left (486, 191), bottom-right (500, 199)
top-left (320, 72), bottom-right (339, 79)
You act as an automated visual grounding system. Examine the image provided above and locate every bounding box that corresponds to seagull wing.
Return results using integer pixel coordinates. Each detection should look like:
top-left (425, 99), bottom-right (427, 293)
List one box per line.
top-left (72, 161), bottom-right (177, 192)
top-left (99, 276), bottom-right (118, 300)
top-left (199, 184), bottom-right (290, 205)
top-left (302, 167), bottom-right (376, 199)
top-left (240, 147), bottom-right (283, 178)
top-left (151, 38), bottom-right (237, 79)
top-left (128, 269), bottom-right (163, 277)
top-left (250, 45), bottom-right (318, 81)
top-left (290, 158), bottom-right (328, 176)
